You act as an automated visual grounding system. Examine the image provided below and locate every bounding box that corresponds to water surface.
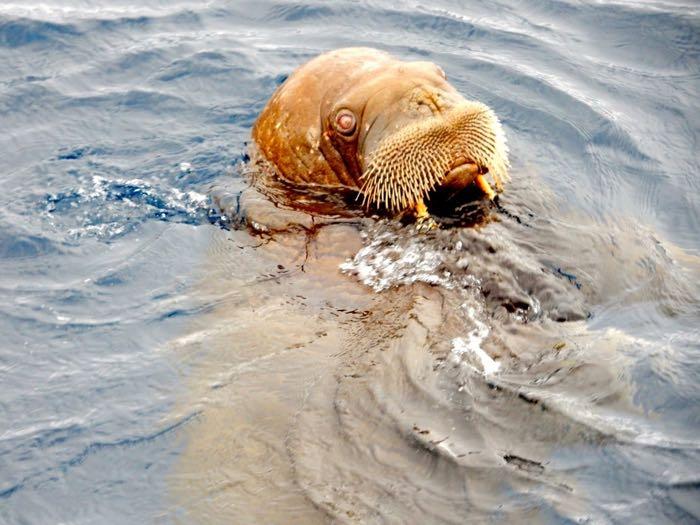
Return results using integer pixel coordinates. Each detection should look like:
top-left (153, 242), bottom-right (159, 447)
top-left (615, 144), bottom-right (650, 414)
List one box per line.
top-left (1, 1), bottom-right (698, 523)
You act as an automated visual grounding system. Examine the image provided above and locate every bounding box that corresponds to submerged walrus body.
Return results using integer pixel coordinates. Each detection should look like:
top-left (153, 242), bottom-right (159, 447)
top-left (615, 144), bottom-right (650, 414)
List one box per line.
top-left (252, 47), bottom-right (509, 221)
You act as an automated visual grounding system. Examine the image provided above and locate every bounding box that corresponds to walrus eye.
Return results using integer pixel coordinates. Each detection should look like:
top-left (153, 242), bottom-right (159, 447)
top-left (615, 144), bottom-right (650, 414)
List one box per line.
top-left (334, 109), bottom-right (356, 136)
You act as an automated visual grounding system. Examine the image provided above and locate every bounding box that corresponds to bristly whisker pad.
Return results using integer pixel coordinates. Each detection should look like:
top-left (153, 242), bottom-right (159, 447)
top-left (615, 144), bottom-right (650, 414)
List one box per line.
top-left (359, 101), bottom-right (510, 211)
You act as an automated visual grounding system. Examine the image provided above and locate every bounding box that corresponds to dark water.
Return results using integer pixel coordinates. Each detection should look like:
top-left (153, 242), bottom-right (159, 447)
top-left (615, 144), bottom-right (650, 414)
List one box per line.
top-left (1, 1), bottom-right (699, 524)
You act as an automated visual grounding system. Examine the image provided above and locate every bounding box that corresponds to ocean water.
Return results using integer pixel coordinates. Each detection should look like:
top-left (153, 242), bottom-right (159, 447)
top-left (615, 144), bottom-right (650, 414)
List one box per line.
top-left (1, 1), bottom-right (698, 524)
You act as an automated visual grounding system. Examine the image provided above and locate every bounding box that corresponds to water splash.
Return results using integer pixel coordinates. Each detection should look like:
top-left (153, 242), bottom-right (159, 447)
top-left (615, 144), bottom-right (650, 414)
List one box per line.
top-left (42, 174), bottom-right (210, 241)
top-left (450, 306), bottom-right (500, 376)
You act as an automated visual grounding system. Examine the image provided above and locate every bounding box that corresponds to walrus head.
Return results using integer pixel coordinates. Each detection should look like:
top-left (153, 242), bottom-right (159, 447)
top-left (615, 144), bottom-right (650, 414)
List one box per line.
top-left (252, 47), bottom-right (509, 214)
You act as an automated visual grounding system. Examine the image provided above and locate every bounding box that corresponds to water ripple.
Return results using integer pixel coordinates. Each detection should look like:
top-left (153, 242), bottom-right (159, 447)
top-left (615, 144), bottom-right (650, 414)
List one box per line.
top-left (1, 0), bottom-right (698, 523)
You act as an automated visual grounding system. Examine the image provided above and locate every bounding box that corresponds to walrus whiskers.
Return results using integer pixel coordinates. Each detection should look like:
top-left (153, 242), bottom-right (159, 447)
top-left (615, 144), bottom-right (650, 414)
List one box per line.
top-left (360, 101), bottom-right (510, 212)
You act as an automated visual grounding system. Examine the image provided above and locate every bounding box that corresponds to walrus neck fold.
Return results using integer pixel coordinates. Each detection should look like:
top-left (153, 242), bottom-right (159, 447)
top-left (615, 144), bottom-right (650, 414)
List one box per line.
top-left (318, 130), bottom-right (357, 187)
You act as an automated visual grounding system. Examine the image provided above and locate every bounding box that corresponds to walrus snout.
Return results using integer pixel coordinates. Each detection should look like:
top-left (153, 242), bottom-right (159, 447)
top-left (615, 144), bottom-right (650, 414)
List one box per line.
top-left (359, 102), bottom-right (510, 211)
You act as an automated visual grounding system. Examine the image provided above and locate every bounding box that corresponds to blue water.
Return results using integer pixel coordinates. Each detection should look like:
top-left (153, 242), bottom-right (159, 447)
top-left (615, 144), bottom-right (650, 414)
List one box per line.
top-left (1, 1), bottom-right (698, 523)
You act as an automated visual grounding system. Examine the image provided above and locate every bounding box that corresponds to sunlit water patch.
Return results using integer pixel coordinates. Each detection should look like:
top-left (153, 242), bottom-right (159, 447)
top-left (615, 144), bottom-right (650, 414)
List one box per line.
top-left (43, 174), bottom-right (210, 240)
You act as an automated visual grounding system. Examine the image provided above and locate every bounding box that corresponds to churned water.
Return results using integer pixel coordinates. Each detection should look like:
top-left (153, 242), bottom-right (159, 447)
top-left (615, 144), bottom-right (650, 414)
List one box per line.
top-left (1, 1), bottom-right (699, 524)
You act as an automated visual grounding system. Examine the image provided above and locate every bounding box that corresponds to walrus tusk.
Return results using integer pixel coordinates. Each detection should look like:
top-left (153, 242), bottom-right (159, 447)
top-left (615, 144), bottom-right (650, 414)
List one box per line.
top-left (475, 174), bottom-right (497, 200)
top-left (414, 198), bottom-right (430, 220)
top-left (414, 166), bottom-right (494, 229)
top-left (413, 198), bottom-right (438, 231)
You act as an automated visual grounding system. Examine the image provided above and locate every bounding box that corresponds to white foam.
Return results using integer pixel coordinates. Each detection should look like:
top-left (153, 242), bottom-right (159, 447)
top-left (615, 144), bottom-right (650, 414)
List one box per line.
top-left (451, 306), bottom-right (500, 376)
top-left (0, 2), bottom-right (211, 22)
top-left (342, 228), bottom-right (499, 378)
top-left (48, 173), bottom-right (210, 240)
top-left (340, 232), bottom-right (450, 292)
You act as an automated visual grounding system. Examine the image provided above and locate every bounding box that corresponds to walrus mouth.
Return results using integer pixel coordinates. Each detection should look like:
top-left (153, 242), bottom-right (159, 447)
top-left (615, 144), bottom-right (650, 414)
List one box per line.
top-left (359, 101), bottom-right (509, 212)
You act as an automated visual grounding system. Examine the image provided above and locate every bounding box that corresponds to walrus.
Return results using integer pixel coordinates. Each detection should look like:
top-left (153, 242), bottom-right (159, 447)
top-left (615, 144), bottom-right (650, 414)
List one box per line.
top-left (252, 47), bottom-right (509, 227)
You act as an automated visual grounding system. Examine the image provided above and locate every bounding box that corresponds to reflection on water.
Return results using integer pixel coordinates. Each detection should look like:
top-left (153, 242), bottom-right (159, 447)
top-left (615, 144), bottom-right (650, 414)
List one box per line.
top-left (1, 0), bottom-right (698, 523)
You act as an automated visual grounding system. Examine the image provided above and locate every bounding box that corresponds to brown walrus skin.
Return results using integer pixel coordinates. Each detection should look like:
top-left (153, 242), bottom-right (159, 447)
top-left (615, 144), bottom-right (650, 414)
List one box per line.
top-left (252, 47), bottom-right (509, 215)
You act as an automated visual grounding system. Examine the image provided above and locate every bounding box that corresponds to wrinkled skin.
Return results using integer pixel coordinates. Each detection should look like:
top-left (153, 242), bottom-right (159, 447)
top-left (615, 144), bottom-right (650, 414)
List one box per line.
top-left (252, 47), bottom-right (494, 212)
